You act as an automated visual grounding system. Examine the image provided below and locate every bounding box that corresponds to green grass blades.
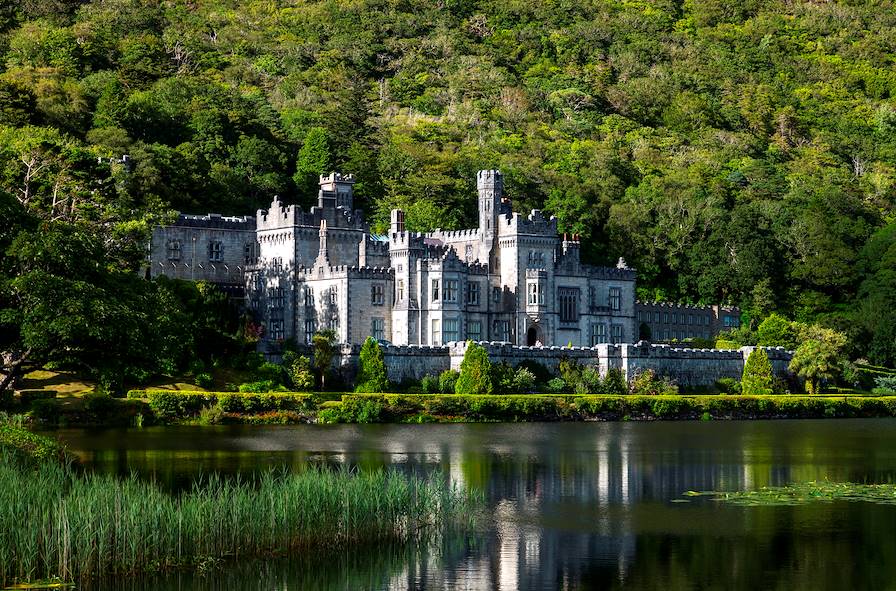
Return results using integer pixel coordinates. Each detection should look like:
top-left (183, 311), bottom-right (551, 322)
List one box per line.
top-left (0, 450), bottom-right (479, 586)
top-left (687, 481), bottom-right (896, 506)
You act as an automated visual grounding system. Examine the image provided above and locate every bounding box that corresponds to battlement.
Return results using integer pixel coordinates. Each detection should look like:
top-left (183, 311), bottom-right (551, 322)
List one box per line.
top-left (319, 172), bottom-right (355, 185)
top-left (477, 169), bottom-right (503, 189)
top-left (427, 228), bottom-right (480, 242)
top-left (175, 213), bottom-right (256, 231)
top-left (637, 300), bottom-right (740, 311)
top-left (582, 265), bottom-right (638, 280)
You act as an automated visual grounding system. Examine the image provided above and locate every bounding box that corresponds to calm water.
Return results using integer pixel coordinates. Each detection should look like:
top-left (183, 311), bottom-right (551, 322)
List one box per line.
top-left (42, 420), bottom-right (896, 590)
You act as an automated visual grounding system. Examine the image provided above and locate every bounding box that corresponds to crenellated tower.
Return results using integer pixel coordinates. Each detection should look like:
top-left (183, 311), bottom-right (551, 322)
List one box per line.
top-left (477, 169), bottom-right (502, 245)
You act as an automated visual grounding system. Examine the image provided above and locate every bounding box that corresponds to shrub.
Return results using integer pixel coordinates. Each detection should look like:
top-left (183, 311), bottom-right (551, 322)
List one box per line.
top-left (513, 367), bottom-right (536, 394)
top-left (239, 380), bottom-right (285, 393)
top-left (420, 375), bottom-right (439, 394)
top-left (438, 370), bottom-right (459, 394)
top-left (17, 390), bottom-right (57, 406)
top-left (757, 313), bottom-right (797, 349)
top-left (30, 399), bottom-right (63, 424)
top-left (629, 369), bottom-right (677, 396)
top-left (199, 404), bottom-right (225, 425)
top-left (575, 367), bottom-right (602, 394)
top-left (455, 342), bottom-right (493, 395)
top-left (83, 392), bottom-right (114, 417)
top-left (255, 361), bottom-right (286, 385)
top-left (873, 376), bottom-right (896, 394)
top-left (283, 352), bottom-right (314, 391)
top-left (546, 377), bottom-right (568, 394)
top-left (558, 357), bottom-right (582, 390)
top-left (491, 362), bottom-right (516, 393)
top-left (194, 373), bottom-right (214, 389)
top-left (355, 337), bottom-right (390, 393)
top-left (602, 368), bottom-right (628, 395)
top-left (742, 348), bottom-right (775, 395)
top-left (715, 377), bottom-right (741, 395)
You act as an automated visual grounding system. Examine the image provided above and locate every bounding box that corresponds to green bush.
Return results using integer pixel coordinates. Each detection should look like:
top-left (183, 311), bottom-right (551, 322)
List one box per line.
top-left (546, 378), bottom-right (568, 394)
top-left (629, 369), bottom-right (678, 395)
top-left (420, 375), bottom-right (439, 394)
top-left (30, 399), bottom-right (63, 424)
top-left (194, 373), bottom-right (214, 389)
top-left (513, 367), bottom-right (536, 394)
top-left (83, 392), bottom-right (114, 417)
top-left (438, 370), bottom-right (459, 394)
top-left (742, 348), bottom-right (775, 395)
top-left (283, 352), bottom-right (314, 391)
top-left (239, 380), bottom-right (286, 393)
top-left (455, 342), bottom-right (493, 395)
top-left (575, 367), bottom-right (602, 394)
top-left (873, 376), bottom-right (896, 394)
top-left (355, 337), bottom-right (390, 393)
top-left (131, 390), bottom-right (313, 421)
top-left (602, 368), bottom-right (628, 395)
top-left (715, 377), bottom-right (741, 395)
top-left (199, 404), bottom-right (225, 425)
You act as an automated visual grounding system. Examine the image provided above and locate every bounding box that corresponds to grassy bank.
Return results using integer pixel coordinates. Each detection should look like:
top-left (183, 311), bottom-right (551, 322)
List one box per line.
top-left (0, 424), bottom-right (479, 586)
top-left (318, 394), bottom-right (896, 423)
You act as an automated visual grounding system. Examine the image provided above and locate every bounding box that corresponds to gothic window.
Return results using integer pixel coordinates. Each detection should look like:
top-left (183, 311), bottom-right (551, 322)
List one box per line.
top-left (663, 312), bottom-right (669, 323)
top-left (611, 324), bottom-right (623, 344)
top-left (272, 257), bottom-right (283, 273)
top-left (468, 320), bottom-right (482, 341)
top-left (304, 287), bottom-right (314, 308)
top-left (654, 312), bottom-right (660, 323)
top-left (328, 286), bottom-right (338, 305)
top-left (688, 314), bottom-right (694, 325)
top-left (431, 279), bottom-right (440, 302)
top-left (397, 279), bottom-right (405, 301)
top-left (444, 279), bottom-right (458, 302)
top-left (704, 315), bottom-right (710, 326)
top-left (268, 287), bottom-right (285, 309)
top-left (269, 320), bottom-right (284, 341)
top-left (609, 287), bottom-right (621, 311)
top-left (166, 240), bottom-right (181, 261)
top-left (493, 286), bottom-right (501, 303)
top-left (444, 318), bottom-right (459, 342)
top-left (431, 319), bottom-right (441, 346)
top-left (304, 319), bottom-right (315, 344)
top-left (465, 245), bottom-right (473, 262)
top-left (208, 240), bottom-right (223, 262)
top-left (371, 283), bottom-right (385, 306)
top-left (371, 317), bottom-right (385, 341)
top-left (591, 324), bottom-right (608, 346)
top-left (467, 282), bottom-right (480, 306)
top-left (527, 282), bottom-right (543, 305)
top-left (558, 288), bottom-right (580, 323)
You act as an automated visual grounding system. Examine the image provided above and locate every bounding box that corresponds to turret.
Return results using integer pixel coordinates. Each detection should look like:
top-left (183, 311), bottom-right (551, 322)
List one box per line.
top-left (318, 173), bottom-right (355, 211)
top-left (477, 169), bottom-right (503, 243)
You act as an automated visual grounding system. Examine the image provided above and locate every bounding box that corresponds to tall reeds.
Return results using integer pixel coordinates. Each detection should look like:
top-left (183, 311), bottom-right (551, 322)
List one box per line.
top-left (0, 450), bottom-right (478, 585)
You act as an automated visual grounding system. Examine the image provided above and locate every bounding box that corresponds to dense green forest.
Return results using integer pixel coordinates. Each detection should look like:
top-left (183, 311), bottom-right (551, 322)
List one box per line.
top-left (1, 0), bottom-right (895, 388)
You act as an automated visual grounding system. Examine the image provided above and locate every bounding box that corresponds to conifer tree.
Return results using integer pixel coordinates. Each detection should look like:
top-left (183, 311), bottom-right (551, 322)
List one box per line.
top-left (355, 336), bottom-right (389, 393)
top-left (455, 341), bottom-right (493, 395)
top-left (742, 348), bottom-right (775, 395)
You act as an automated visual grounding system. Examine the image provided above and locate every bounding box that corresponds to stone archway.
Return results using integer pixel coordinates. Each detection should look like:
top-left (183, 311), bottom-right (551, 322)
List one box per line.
top-left (526, 324), bottom-right (543, 346)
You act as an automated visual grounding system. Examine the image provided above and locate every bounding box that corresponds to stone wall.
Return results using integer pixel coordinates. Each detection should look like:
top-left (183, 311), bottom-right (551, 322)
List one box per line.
top-left (335, 341), bottom-right (794, 388)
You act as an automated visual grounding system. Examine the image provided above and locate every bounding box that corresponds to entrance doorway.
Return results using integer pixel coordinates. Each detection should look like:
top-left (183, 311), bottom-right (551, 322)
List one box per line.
top-left (527, 326), bottom-right (539, 346)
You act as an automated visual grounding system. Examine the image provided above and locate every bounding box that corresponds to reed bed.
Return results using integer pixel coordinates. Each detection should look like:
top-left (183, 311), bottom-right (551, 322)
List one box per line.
top-left (0, 450), bottom-right (478, 586)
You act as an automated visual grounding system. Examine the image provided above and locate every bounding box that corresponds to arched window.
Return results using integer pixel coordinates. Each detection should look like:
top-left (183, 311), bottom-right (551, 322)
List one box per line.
top-left (166, 240), bottom-right (181, 261)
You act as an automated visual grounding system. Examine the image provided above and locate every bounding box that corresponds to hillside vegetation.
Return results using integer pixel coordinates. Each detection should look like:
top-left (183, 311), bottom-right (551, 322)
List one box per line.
top-left (1, 0), bottom-right (895, 386)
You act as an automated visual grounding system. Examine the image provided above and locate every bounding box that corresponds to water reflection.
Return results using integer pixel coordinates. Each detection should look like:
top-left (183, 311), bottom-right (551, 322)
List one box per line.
top-left (44, 420), bottom-right (896, 590)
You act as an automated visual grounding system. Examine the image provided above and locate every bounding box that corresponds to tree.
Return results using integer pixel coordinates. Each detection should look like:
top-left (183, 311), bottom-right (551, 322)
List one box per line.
top-left (756, 313), bottom-right (797, 349)
top-left (311, 329), bottom-right (336, 391)
top-left (294, 127), bottom-right (330, 198)
top-left (355, 336), bottom-right (389, 393)
top-left (602, 368), bottom-right (628, 395)
top-left (282, 351), bottom-right (314, 391)
top-left (742, 348), bottom-right (775, 395)
top-left (455, 341), bottom-right (493, 395)
top-left (789, 327), bottom-right (848, 395)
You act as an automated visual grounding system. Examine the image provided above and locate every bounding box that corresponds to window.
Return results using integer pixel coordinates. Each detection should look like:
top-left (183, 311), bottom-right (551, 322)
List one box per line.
top-left (467, 282), bottom-right (480, 306)
top-left (166, 240), bottom-right (181, 261)
top-left (397, 279), bottom-right (405, 301)
top-left (444, 279), bottom-right (458, 302)
top-left (269, 320), bottom-right (284, 340)
top-left (371, 317), bottom-right (385, 341)
top-left (244, 242), bottom-right (256, 264)
top-left (591, 324), bottom-right (608, 346)
top-left (558, 288), bottom-right (580, 323)
top-left (468, 320), bottom-right (482, 341)
top-left (304, 287), bottom-right (314, 307)
top-left (272, 257), bottom-right (283, 273)
top-left (431, 319), bottom-right (441, 345)
top-left (609, 287), bottom-right (621, 311)
top-left (493, 320), bottom-right (511, 341)
top-left (704, 315), bottom-right (710, 326)
top-left (527, 282), bottom-right (543, 305)
top-left (431, 279), bottom-right (440, 302)
top-left (493, 286), bottom-right (501, 303)
top-left (654, 312), bottom-right (660, 323)
top-left (269, 287), bottom-right (285, 309)
top-left (663, 312), bottom-right (669, 323)
top-left (465, 245), bottom-right (473, 262)
top-left (328, 286), bottom-right (338, 305)
top-left (444, 318), bottom-right (459, 342)
top-left (672, 313), bottom-right (678, 324)
top-left (371, 283), bottom-right (385, 306)
top-left (688, 314), bottom-right (694, 325)
top-left (527, 251), bottom-right (545, 267)
top-left (304, 319), bottom-right (315, 344)
top-left (208, 240), bottom-right (223, 262)
top-left (611, 324), bottom-right (623, 344)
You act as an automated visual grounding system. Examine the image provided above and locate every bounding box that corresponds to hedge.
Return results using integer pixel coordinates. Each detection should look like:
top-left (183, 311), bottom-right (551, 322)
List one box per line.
top-left (319, 394), bottom-right (896, 423)
top-left (126, 390), bottom-right (315, 421)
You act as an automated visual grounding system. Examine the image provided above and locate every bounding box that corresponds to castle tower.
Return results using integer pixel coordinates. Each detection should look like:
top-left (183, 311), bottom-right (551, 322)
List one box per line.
top-left (318, 173), bottom-right (355, 211)
top-left (478, 170), bottom-right (502, 244)
top-left (315, 219), bottom-right (329, 267)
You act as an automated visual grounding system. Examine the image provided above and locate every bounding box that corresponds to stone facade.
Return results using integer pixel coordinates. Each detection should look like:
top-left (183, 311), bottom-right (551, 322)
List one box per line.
top-left (634, 302), bottom-right (741, 342)
top-left (149, 170), bottom-right (638, 349)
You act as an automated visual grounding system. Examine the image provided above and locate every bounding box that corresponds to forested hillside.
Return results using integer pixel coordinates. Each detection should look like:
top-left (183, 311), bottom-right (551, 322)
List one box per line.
top-left (1, 0), bottom-right (895, 384)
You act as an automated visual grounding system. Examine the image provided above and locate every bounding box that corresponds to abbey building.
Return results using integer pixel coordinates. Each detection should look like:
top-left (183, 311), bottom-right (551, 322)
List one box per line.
top-left (149, 170), bottom-right (642, 350)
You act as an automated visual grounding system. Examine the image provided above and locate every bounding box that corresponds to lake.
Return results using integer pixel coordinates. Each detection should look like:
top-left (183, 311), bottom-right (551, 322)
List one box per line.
top-left (43, 419), bottom-right (896, 590)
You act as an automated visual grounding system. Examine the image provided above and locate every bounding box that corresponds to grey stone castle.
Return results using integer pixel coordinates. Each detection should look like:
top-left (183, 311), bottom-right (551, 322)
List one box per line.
top-left (149, 170), bottom-right (741, 352)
